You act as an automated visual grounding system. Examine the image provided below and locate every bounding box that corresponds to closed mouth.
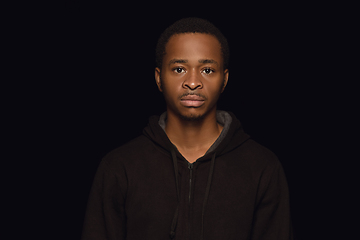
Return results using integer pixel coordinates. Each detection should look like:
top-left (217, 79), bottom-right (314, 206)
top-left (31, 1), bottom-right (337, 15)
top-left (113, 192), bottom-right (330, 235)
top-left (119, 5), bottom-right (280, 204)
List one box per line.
top-left (180, 93), bottom-right (206, 101)
top-left (179, 94), bottom-right (205, 107)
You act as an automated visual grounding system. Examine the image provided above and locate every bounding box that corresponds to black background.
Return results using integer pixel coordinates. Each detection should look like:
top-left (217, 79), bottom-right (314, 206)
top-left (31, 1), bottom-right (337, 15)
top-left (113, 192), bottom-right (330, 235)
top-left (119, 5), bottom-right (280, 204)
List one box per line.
top-left (15, 1), bottom-right (354, 239)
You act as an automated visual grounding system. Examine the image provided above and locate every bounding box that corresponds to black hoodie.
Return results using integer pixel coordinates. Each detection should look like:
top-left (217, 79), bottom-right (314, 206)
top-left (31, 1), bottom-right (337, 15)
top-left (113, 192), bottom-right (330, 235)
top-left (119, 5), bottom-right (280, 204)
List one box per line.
top-left (81, 111), bottom-right (293, 240)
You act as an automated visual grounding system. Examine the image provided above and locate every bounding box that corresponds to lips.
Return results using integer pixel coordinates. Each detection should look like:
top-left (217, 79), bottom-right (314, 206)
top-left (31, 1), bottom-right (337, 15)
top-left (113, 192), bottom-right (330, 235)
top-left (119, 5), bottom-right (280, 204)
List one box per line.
top-left (180, 94), bottom-right (205, 107)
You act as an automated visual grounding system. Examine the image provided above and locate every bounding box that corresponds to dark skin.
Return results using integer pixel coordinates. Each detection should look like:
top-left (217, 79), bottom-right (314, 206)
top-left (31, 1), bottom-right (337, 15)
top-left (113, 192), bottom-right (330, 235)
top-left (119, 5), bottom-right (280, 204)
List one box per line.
top-left (155, 33), bottom-right (229, 163)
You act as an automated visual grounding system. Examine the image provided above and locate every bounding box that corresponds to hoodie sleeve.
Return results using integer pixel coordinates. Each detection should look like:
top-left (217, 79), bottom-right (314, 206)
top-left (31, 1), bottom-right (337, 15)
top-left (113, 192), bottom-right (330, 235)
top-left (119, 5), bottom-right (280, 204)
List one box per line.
top-left (251, 160), bottom-right (293, 240)
top-left (81, 159), bottom-right (127, 240)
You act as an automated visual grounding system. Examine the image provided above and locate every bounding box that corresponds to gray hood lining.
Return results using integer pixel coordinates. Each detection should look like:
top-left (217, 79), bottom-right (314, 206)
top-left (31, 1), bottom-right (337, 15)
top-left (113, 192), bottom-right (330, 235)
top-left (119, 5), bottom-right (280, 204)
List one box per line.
top-left (158, 110), bottom-right (233, 155)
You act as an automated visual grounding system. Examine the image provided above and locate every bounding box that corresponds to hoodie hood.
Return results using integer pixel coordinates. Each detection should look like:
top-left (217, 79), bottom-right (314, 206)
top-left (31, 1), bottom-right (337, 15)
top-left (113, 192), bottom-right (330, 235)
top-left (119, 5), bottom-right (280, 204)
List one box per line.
top-left (143, 110), bottom-right (250, 160)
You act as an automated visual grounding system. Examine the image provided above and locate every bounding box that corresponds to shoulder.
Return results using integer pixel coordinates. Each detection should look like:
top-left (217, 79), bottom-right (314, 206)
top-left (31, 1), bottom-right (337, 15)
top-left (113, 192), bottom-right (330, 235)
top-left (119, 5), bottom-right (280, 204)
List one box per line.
top-left (100, 135), bottom-right (153, 168)
top-left (242, 139), bottom-right (278, 160)
top-left (231, 139), bottom-right (288, 192)
top-left (236, 138), bottom-right (281, 171)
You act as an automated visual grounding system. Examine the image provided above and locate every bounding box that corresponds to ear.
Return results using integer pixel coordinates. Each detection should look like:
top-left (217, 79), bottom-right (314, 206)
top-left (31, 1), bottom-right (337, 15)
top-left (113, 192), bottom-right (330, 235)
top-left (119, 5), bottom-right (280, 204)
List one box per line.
top-left (221, 69), bottom-right (229, 93)
top-left (155, 67), bottom-right (163, 92)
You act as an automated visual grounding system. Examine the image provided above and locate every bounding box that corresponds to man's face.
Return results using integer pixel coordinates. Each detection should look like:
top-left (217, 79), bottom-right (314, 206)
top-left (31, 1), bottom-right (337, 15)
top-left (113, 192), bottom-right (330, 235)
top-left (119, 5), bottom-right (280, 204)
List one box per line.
top-left (155, 33), bottom-right (229, 121)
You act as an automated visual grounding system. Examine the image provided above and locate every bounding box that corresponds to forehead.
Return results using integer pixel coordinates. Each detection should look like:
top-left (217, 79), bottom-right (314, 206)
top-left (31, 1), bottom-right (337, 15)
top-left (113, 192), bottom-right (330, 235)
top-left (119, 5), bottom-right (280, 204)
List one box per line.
top-left (164, 33), bottom-right (222, 64)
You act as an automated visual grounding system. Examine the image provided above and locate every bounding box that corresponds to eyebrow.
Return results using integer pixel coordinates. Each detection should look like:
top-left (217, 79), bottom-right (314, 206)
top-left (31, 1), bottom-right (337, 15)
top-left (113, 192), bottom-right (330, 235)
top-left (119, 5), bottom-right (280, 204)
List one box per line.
top-left (169, 59), bottom-right (188, 65)
top-left (168, 58), bottom-right (218, 66)
top-left (198, 59), bottom-right (218, 66)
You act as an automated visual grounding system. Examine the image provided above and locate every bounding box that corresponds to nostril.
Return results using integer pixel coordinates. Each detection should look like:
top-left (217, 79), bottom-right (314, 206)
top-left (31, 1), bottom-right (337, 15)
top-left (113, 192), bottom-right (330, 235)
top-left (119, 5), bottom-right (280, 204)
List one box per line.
top-left (183, 81), bottom-right (203, 90)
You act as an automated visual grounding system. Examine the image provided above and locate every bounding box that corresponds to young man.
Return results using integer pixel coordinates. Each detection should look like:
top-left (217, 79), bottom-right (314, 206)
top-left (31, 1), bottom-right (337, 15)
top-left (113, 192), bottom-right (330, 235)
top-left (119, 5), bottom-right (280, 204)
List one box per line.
top-left (82, 18), bottom-right (293, 240)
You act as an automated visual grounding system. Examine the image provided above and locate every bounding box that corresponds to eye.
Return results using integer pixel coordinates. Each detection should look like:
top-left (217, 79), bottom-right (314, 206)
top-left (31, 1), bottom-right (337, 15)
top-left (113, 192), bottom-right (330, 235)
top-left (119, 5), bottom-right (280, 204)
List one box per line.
top-left (202, 68), bottom-right (215, 75)
top-left (173, 67), bottom-right (186, 74)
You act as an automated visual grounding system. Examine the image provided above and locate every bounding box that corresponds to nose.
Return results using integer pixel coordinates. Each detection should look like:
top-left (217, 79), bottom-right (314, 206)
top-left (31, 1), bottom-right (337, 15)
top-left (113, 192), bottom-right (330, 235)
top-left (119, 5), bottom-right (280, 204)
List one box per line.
top-left (182, 69), bottom-right (203, 90)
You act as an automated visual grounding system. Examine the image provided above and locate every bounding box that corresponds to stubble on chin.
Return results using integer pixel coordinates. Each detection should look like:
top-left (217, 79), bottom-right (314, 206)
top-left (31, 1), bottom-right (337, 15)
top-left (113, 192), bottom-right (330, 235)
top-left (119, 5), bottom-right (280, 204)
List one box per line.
top-left (178, 110), bottom-right (206, 122)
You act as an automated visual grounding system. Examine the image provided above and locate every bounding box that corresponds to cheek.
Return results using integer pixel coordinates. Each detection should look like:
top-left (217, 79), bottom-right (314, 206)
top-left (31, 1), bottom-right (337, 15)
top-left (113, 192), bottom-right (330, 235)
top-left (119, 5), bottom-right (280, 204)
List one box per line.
top-left (207, 78), bottom-right (225, 95)
top-left (161, 79), bottom-right (175, 93)
top-left (160, 79), bottom-right (181, 102)
top-left (161, 73), bottom-right (183, 92)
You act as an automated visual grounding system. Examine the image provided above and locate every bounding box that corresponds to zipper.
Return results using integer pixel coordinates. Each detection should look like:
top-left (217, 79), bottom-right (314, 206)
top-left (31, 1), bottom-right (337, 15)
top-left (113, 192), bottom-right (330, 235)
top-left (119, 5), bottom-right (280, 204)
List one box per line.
top-left (188, 162), bottom-right (194, 203)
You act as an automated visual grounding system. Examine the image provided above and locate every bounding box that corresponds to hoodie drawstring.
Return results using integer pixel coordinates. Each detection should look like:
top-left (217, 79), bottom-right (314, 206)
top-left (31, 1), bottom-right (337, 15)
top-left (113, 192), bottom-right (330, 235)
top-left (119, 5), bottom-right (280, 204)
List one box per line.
top-left (200, 152), bottom-right (216, 240)
top-left (170, 148), bottom-right (180, 239)
top-left (169, 147), bottom-right (216, 240)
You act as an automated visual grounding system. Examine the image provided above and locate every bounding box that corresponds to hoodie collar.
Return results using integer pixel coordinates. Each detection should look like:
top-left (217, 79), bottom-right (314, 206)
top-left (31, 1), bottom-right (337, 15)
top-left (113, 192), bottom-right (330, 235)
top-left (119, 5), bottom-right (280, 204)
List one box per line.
top-left (158, 111), bottom-right (232, 155)
top-left (143, 110), bottom-right (250, 159)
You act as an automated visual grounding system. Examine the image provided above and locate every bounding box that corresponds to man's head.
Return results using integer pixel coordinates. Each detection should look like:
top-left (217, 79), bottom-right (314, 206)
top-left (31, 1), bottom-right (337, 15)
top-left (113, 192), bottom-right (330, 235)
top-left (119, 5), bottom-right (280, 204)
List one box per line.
top-left (155, 17), bottom-right (229, 70)
top-left (155, 18), bottom-right (229, 121)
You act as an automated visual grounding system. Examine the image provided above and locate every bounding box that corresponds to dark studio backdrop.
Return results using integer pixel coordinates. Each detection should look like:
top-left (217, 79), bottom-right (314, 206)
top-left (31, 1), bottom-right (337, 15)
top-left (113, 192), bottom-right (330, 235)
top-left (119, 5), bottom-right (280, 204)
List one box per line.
top-left (30, 1), bottom-right (351, 239)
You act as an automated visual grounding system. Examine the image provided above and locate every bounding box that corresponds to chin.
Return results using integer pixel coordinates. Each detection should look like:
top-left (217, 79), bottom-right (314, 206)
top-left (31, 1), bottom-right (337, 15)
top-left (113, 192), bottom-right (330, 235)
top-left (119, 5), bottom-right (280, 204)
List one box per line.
top-left (177, 107), bottom-right (211, 122)
top-left (179, 112), bottom-right (205, 121)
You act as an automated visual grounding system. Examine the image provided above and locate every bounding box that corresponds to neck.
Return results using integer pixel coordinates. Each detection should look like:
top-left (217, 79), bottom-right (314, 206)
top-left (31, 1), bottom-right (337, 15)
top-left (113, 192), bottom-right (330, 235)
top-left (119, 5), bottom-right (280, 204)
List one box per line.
top-left (165, 108), bottom-right (223, 162)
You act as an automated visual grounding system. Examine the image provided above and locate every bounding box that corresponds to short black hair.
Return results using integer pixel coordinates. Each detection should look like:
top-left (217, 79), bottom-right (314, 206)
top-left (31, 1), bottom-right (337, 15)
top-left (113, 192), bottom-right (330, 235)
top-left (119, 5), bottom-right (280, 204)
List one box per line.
top-left (155, 17), bottom-right (229, 69)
